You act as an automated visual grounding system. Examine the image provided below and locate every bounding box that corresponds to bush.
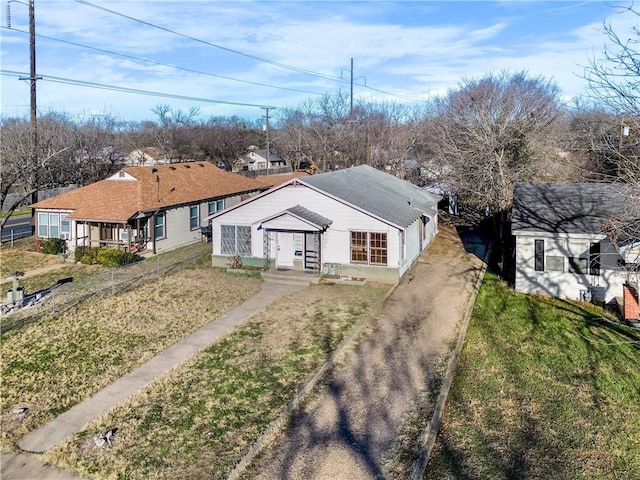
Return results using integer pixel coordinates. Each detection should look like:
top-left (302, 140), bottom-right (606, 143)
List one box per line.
top-left (75, 246), bottom-right (99, 264)
top-left (31, 238), bottom-right (44, 253)
top-left (96, 248), bottom-right (135, 268)
top-left (42, 238), bottom-right (66, 255)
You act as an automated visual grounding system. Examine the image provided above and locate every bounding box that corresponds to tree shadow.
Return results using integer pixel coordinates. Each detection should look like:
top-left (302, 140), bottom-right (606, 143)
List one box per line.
top-left (244, 225), bottom-right (487, 479)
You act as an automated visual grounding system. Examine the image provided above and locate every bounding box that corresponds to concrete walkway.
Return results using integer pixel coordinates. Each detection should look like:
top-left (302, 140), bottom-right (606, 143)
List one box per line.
top-left (14, 281), bottom-right (304, 457)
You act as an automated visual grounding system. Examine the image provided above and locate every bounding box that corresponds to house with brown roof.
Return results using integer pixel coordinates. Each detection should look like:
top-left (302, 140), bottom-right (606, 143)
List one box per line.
top-left (31, 162), bottom-right (268, 255)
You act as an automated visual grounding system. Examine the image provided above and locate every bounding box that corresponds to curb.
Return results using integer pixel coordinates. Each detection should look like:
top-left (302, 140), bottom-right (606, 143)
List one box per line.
top-left (410, 241), bottom-right (492, 480)
top-left (226, 282), bottom-right (399, 480)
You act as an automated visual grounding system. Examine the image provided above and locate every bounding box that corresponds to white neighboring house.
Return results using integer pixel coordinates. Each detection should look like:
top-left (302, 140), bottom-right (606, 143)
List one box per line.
top-left (208, 165), bottom-right (441, 284)
top-left (234, 149), bottom-right (288, 172)
top-left (125, 147), bottom-right (180, 166)
top-left (512, 182), bottom-right (640, 305)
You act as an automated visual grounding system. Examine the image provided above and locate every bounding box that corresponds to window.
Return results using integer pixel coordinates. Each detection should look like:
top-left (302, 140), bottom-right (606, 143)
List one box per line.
top-left (61, 215), bottom-right (70, 236)
top-left (190, 205), bottom-right (199, 230)
top-left (221, 225), bottom-right (251, 255)
top-left (350, 231), bottom-right (368, 263)
top-left (589, 242), bottom-right (601, 276)
top-left (37, 212), bottom-right (69, 238)
top-left (370, 233), bottom-right (388, 265)
top-left (208, 199), bottom-right (224, 215)
top-left (350, 231), bottom-right (388, 266)
top-left (568, 241), bottom-right (588, 274)
top-left (154, 213), bottom-right (166, 239)
top-left (533, 238), bottom-right (602, 274)
top-left (38, 212), bottom-right (48, 237)
top-left (534, 239), bottom-right (544, 271)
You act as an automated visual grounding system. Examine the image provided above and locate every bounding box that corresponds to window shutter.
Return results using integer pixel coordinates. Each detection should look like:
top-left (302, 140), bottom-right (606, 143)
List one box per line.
top-left (534, 239), bottom-right (544, 272)
top-left (589, 242), bottom-right (601, 276)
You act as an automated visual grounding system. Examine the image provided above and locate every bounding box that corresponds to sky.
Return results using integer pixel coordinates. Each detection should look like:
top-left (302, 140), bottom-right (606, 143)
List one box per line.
top-left (1, 1), bottom-right (638, 123)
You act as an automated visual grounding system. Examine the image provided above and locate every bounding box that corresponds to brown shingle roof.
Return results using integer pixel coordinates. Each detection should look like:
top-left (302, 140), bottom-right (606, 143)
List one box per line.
top-left (255, 171), bottom-right (309, 188)
top-left (31, 162), bottom-right (267, 222)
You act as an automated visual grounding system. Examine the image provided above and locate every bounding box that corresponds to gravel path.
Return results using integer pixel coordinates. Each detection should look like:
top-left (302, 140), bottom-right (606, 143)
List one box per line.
top-left (248, 224), bottom-right (487, 480)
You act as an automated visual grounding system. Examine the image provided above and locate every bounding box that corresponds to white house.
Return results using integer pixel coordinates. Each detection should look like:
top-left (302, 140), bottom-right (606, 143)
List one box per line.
top-left (512, 182), bottom-right (640, 305)
top-left (208, 165), bottom-right (441, 284)
top-left (234, 149), bottom-right (288, 172)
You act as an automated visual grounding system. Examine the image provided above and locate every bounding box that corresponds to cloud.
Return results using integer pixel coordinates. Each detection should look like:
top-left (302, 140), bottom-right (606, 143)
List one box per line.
top-left (1, 0), bottom-right (629, 121)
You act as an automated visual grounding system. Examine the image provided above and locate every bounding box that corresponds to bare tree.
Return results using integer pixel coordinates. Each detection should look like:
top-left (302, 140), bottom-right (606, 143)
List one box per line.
top-left (151, 104), bottom-right (200, 161)
top-left (191, 116), bottom-right (261, 170)
top-left (429, 71), bottom-right (562, 217)
top-left (583, 4), bottom-right (640, 255)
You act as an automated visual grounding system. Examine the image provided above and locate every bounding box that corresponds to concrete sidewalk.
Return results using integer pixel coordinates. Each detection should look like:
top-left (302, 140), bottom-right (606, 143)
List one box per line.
top-left (16, 281), bottom-right (304, 455)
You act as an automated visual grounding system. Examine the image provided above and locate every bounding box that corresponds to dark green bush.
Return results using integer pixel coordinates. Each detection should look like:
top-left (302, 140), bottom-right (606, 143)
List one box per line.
top-left (42, 237), bottom-right (66, 255)
top-left (96, 248), bottom-right (135, 268)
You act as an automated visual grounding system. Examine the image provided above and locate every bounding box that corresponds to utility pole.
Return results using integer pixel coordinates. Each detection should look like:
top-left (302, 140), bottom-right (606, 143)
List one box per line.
top-left (11, 0), bottom-right (39, 206)
top-left (261, 107), bottom-right (274, 174)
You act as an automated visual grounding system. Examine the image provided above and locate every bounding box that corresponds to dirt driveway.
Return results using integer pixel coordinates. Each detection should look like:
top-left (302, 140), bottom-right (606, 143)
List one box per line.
top-left (247, 224), bottom-right (487, 480)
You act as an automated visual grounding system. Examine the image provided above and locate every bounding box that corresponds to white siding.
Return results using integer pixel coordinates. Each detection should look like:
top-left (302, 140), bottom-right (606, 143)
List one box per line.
top-left (212, 184), bottom-right (402, 267)
top-left (211, 183), bottom-right (439, 281)
top-left (514, 234), bottom-right (628, 303)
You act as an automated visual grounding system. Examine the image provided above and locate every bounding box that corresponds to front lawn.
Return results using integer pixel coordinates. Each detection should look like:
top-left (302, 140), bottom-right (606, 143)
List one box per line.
top-left (45, 283), bottom-right (388, 479)
top-left (426, 273), bottom-right (640, 479)
top-left (1, 267), bottom-right (263, 449)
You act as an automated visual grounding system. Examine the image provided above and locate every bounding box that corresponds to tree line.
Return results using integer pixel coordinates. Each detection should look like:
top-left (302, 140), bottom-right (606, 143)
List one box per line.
top-left (1, 6), bottom-right (638, 240)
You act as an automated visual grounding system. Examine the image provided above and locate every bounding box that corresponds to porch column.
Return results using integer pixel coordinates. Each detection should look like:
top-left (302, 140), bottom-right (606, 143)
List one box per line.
top-left (151, 213), bottom-right (157, 255)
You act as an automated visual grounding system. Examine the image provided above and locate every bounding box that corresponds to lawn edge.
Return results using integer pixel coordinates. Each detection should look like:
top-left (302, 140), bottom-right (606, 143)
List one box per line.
top-left (409, 241), bottom-right (492, 480)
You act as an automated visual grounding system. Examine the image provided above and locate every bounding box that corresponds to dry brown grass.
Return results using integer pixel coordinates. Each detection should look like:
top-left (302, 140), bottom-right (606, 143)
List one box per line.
top-left (1, 267), bottom-right (262, 449)
top-left (0, 241), bottom-right (61, 278)
top-left (46, 284), bottom-right (389, 479)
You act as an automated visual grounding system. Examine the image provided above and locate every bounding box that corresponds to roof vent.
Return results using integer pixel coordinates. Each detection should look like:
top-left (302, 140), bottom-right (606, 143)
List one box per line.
top-left (169, 166), bottom-right (176, 170)
top-left (184, 164), bottom-right (191, 168)
top-left (150, 167), bottom-right (158, 173)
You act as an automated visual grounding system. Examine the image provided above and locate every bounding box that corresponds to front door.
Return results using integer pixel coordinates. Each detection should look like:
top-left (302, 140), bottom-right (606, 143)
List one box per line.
top-left (276, 232), bottom-right (294, 268)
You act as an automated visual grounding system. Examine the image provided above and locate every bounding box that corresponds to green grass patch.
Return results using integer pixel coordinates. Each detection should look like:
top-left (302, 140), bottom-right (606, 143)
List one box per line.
top-left (46, 284), bottom-right (388, 479)
top-left (426, 272), bottom-right (640, 479)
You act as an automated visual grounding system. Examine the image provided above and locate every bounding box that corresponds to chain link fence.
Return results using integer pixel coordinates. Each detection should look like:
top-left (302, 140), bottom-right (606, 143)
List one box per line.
top-left (1, 242), bottom-right (212, 335)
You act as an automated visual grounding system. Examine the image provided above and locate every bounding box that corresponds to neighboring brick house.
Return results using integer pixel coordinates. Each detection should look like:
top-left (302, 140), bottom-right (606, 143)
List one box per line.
top-left (512, 182), bottom-right (640, 307)
top-left (31, 162), bottom-right (268, 255)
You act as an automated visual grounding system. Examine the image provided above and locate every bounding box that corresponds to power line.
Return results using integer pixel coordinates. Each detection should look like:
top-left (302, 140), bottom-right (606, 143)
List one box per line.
top-left (73, 1), bottom-right (429, 103)
top-left (75, 0), bottom-right (348, 84)
top-left (0, 26), bottom-right (332, 98)
top-left (1, 69), bottom-right (276, 109)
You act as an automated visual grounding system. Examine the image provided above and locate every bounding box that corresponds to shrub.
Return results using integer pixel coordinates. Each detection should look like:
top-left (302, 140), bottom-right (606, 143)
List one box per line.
top-left (96, 248), bottom-right (135, 268)
top-left (31, 238), bottom-right (44, 253)
top-left (42, 238), bottom-right (67, 255)
top-left (75, 246), bottom-right (99, 264)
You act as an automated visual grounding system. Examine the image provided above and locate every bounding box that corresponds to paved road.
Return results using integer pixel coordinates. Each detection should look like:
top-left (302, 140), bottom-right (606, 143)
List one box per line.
top-left (1, 216), bottom-right (32, 242)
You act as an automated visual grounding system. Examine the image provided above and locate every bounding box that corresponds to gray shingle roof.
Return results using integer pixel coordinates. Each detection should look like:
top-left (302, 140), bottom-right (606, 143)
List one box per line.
top-left (286, 205), bottom-right (332, 229)
top-left (512, 182), bottom-right (638, 245)
top-left (302, 165), bottom-right (441, 228)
